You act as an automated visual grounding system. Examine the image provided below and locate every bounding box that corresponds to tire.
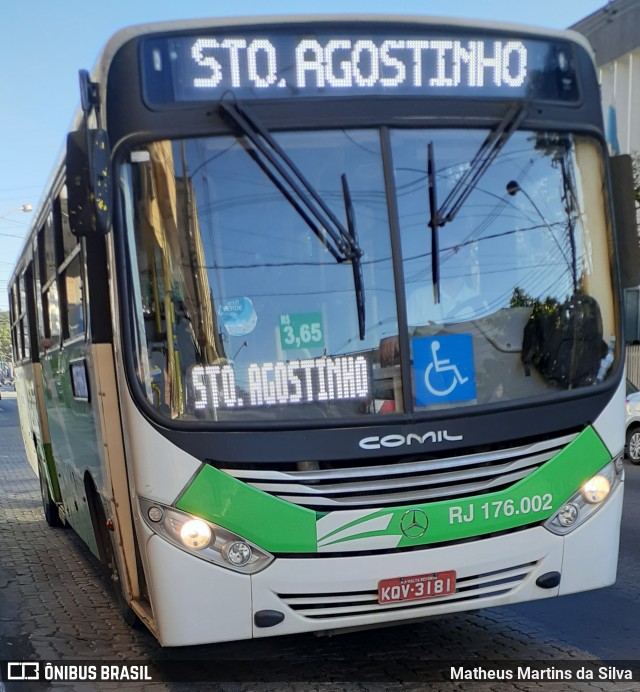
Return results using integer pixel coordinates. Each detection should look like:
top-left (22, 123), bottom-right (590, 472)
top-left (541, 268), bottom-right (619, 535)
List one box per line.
top-left (626, 428), bottom-right (640, 465)
top-left (39, 463), bottom-right (63, 527)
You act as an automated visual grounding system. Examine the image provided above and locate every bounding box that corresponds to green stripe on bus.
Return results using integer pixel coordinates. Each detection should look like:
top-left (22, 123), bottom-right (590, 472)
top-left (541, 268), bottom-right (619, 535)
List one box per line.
top-left (393, 427), bottom-right (609, 549)
top-left (176, 466), bottom-right (317, 552)
top-left (177, 427), bottom-right (611, 553)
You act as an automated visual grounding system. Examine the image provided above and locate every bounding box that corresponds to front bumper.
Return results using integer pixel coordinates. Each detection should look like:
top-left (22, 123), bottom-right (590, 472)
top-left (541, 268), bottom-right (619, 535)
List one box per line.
top-left (144, 481), bottom-right (622, 646)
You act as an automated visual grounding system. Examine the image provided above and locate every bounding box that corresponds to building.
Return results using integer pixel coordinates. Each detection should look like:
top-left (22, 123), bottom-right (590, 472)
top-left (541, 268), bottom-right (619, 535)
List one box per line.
top-left (571, 0), bottom-right (640, 156)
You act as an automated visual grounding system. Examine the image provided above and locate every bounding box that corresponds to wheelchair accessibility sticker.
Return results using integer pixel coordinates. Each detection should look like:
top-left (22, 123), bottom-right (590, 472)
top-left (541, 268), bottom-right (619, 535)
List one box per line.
top-left (413, 334), bottom-right (476, 405)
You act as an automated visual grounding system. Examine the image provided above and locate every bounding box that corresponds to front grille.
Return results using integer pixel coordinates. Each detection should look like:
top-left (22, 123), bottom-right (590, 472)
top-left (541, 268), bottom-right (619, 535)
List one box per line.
top-left (278, 560), bottom-right (538, 619)
top-left (225, 434), bottom-right (575, 510)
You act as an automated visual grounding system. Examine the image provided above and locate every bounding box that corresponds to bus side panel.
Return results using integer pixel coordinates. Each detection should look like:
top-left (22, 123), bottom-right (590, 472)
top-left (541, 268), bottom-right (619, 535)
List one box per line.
top-left (115, 361), bottom-right (206, 618)
top-left (14, 363), bottom-right (40, 479)
top-left (41, 341), bottom-right (101, 556)
top-left (13, 361), bottom-right (63, 525)
top-left (92, 342), bottom-right (141, 603)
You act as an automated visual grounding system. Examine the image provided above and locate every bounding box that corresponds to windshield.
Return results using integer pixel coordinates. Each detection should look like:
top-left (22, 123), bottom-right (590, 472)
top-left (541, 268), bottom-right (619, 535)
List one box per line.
top-left (122, 127), bottom-right (616, 423)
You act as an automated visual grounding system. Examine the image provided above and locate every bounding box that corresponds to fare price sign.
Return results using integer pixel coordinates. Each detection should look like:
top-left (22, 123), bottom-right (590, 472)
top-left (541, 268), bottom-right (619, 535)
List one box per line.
top-left (141, 27), bottom-right (579, 103)
top-left (279, 312), bottom-right (325, 351)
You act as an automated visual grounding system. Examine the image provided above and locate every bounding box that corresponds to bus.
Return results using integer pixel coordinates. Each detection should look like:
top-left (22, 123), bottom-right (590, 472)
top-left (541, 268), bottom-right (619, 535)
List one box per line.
top-left (9, 15), bottom-right (633, 647)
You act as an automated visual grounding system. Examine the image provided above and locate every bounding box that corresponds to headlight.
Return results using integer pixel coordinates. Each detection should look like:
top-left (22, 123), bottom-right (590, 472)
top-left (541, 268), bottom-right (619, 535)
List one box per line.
top-left (139, 498), bottom-right (273, 574)
top-left (545, 459), bottom-right (622, 535)
top-left (180, 519), bottom-right (212, 550)
top-left (581, 475), bottom-right (611, 504)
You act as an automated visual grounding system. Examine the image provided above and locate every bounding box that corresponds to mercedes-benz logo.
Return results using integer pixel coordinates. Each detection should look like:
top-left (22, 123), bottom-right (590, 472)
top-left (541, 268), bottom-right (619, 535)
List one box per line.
top-left (400, 509), bottom-right (428, 538)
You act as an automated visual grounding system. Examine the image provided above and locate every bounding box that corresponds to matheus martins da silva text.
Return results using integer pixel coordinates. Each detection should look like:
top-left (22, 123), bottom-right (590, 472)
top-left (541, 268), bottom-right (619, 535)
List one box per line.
top-left (450, 666), bottom-right (633, 681)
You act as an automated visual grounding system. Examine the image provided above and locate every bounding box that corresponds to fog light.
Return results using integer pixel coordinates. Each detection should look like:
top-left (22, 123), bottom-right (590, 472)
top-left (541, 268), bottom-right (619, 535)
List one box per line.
top-left (222, 541), bottom-right (252, 566)
top-left (180, 519), bottom-right (212, 550)
top-left (581, 474), bottom-right (611, 504)
top-left (147, 506), bottom-right (164, 523)
top-left (556, 503), bottom-right (579, 526)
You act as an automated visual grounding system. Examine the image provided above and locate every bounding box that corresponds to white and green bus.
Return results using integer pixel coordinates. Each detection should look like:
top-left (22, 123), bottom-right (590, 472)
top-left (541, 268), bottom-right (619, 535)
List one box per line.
top-left (9, 15), bottom-right (632, 646)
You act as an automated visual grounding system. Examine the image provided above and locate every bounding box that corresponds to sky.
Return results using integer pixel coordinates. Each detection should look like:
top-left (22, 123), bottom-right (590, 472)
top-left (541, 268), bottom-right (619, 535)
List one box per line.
top-left (0, 0), bottom-right (607, 312)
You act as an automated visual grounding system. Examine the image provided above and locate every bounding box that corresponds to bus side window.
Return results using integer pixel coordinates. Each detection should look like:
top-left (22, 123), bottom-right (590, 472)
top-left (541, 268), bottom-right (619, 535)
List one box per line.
top-left (9, 284), bottom-right (23, 363)
top-left (44, 283), bottom-right (61, 348)
top-left (62, 254), bottom-right (85, 340)
top-left (33, 232), bottom-right (46, 348)
top-left (19, 274), bottom-right (30, 361)
top-left (56, 188), bottom-right (86, 342)
top-left (40, 210), bottom-right (60, 350)
top-left (9, 286), bottom-right (17, 363)
top-left (131, 141), bottom-right (226, 417)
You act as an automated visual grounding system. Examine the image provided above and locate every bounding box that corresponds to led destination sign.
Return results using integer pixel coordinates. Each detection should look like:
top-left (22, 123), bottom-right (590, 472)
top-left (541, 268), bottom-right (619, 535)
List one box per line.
top-left (191, 355), bottom-right (370, 411)
top-left (142, 29), bottom-right (578, 103)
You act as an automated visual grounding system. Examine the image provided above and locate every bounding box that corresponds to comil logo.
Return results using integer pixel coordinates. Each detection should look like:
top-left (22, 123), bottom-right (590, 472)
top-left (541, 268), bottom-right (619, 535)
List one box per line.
top-left (359, 430), bottom-right (463, 450)
top-left (7, 662), bottom-right (40, 680)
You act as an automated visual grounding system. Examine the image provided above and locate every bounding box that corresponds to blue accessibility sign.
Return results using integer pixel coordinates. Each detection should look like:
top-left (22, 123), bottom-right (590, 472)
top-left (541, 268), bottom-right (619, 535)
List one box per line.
top-left (413, 334), bottom-right (476, 406)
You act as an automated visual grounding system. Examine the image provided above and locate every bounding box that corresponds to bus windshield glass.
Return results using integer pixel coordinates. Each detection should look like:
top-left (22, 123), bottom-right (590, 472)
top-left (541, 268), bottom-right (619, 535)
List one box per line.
top-left (121, 127), bottom-right (615, 422)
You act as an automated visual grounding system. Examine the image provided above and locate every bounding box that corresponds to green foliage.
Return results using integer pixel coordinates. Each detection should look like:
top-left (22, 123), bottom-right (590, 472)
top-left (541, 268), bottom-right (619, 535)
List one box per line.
top-left (509, 288), bottom-right (559, 315)
top-left (632, 152), bottom-right (640, 205)
top-left (0, 311), bottom-right (11, 365)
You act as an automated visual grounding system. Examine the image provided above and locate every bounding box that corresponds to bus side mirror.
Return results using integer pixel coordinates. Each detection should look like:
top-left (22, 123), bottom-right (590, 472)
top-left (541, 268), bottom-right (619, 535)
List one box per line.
top-left (66, 128), bottom-right (112, 236)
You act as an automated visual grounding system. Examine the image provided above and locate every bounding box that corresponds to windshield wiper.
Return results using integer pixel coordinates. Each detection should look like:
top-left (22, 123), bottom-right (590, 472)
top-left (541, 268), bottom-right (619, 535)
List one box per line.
top-left (219, 101), bottom-right (362, 263)
top-left (427, 141), bottom-right (441, 304)
top-left (437, 104), bottom-right (527, 224)
top-left (219, 100), bottom-right (366, 338)
top-left (428, 104), bottom-right (527, 302)
top-left (341, 174), bottom-right (365, 340)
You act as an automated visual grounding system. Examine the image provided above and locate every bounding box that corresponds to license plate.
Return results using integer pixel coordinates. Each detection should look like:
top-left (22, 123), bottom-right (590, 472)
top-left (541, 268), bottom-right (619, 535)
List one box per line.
top-left (378, 570), bottom-right (456, 604)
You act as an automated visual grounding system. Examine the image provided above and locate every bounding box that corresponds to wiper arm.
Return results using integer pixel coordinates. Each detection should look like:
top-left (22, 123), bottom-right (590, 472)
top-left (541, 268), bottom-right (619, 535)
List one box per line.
top-left (427, 141), bottom-right (441, 304)
top-left (437, 103), bottom-right (527, 226)
top-left (219, 100), bottom-right (362, 263)
top-left (341, 173), bottom-right (365, 340)
top-left (427, 104), bottom-right (526, 304)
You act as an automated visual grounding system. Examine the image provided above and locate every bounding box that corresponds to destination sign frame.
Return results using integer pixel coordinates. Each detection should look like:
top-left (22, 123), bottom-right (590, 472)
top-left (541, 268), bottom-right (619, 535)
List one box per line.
top-left (140, 26), bottom-right (580, 104)
top-left (189, 355), bottom-right (371, 412)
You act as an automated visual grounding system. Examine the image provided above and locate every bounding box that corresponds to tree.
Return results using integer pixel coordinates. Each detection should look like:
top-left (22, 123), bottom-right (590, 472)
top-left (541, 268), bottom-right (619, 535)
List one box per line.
top-left (632, 152), bottom-right (640, 205)
top-left (509, 288), bottom-right (559, 315)
top-left (0, 311), bottom-right (12, 367)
